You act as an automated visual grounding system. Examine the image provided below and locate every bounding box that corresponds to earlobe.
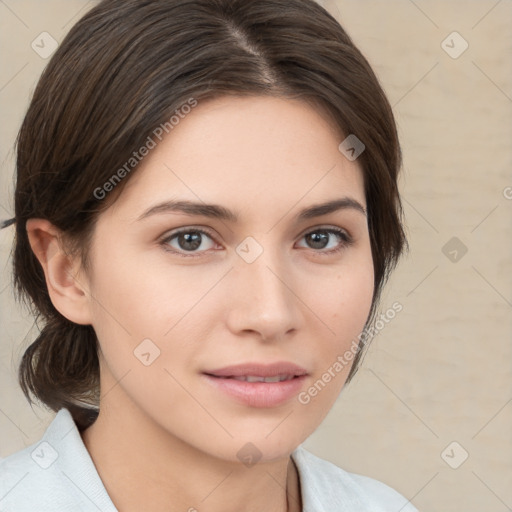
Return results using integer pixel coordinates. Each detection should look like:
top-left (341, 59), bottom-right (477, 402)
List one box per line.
top-left (26, 218), bottom-right (93, 325)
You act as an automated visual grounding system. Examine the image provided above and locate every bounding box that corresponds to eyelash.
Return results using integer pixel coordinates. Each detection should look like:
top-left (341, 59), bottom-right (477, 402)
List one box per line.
top-left (159, 226), bottom-right (354, 259)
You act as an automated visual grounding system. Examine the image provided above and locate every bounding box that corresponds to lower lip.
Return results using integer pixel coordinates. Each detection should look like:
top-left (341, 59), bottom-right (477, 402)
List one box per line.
top-left (202, 374), bottom-right (307, 408)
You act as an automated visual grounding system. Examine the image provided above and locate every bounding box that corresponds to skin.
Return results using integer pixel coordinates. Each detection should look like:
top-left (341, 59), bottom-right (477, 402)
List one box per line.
top-left (27, 95), bottom-right (374, 512)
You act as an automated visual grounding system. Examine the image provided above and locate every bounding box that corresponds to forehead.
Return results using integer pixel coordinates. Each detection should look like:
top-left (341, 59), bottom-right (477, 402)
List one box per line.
top-left (104, 95), bottom-right (366, 222)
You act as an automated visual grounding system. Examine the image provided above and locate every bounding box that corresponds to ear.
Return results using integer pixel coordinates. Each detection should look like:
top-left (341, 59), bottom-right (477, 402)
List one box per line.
top-left (26, 218), bottom-right (93, 325)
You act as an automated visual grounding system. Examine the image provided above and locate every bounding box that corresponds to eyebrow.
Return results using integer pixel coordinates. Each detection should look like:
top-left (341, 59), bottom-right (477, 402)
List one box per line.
top-left (136, 197), bottom-right (367, 223)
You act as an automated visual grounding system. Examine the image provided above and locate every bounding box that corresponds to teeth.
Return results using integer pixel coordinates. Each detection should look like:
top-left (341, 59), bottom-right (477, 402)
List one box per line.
top-left (232, 375), bottom-right (293, 383)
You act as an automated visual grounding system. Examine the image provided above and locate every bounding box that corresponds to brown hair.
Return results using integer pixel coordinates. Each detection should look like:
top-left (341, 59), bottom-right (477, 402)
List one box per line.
top-left (6, 0), bottom-right (407, 430)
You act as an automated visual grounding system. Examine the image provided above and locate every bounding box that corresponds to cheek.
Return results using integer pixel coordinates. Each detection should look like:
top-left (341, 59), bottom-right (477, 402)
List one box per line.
top-left (86, 241), bottom-right (219, 364)
top-left (303, 253), bottom-right (374, 403)
top-left (300, 260), bottom-right (373, 409)
top-left (87, 242), bottom-right (171, 329)
top-left (335, 268), bottom-right (374, 328)
top-left (316, 254), bottom-right (374, 342)
top-left (84, 242), bottom-right (159, 360)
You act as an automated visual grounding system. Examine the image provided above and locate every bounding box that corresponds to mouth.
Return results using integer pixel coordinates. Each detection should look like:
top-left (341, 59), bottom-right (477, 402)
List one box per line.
top-left (201, 362), bottom-right (309, 407)
top-left (209, 374), bottom-right (299, 383)
top-left (203, 361), bottom-right (309, 379)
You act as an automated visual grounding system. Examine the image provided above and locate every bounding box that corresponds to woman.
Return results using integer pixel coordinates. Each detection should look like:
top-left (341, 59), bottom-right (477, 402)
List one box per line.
top-left (0, 0), bottom-right (415, 510)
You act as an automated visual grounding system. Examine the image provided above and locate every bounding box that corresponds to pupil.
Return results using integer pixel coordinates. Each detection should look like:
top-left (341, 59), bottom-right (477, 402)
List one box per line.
top-left (308, 231), bottom-right (328, 249)
top-left (179, 232), bottom-right (201, 250)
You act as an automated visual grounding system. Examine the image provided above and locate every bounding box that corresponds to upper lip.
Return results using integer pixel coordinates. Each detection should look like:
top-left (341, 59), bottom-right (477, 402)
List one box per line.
top-left (204, 362), bottom-right (308, 378)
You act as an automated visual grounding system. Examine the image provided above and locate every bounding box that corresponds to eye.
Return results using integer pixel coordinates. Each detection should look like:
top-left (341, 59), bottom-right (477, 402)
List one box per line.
top-left (296, 226), bottom-right (354, 255)
top-left (160, 228), bottom-right (218, 257)
top-left (160, 225), bottom-right (354, 258)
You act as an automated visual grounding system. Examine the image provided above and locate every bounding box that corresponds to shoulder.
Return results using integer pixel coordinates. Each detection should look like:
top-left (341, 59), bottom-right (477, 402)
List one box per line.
top-left (0, 408), bottom-right (116, 512)
top-left (0, 415), bottom-right (73, 511)
top-left (291, 445), bottom-right (419, 512)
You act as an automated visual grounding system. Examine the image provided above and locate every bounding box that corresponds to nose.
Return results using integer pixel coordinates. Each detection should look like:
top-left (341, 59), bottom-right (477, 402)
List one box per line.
top-left (225, 246), bottom-right (301, 342)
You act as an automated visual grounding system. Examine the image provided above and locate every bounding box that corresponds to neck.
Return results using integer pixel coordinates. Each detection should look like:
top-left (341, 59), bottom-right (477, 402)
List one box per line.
top-left (81, 395), bottom-right (302, 512)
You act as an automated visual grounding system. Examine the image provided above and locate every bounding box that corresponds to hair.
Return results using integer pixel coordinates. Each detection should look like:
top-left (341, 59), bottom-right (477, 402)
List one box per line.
top-left (6, 0), bottom-right (408, 431)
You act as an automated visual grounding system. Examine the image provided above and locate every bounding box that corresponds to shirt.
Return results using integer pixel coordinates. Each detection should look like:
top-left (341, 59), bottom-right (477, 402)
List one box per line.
top-left (0, 408), bottom-right (418, 511)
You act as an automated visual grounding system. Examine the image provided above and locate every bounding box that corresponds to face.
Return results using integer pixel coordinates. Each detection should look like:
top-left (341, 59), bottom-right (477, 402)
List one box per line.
top-left (81, 95), bottom-right (374, 463)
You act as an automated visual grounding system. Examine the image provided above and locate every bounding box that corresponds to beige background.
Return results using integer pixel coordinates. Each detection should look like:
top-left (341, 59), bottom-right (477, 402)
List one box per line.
top-left (1, 1), bottom-right (511, 510)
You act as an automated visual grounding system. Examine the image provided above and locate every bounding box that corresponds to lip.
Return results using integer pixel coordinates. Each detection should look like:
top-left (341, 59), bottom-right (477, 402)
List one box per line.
top-left (204, 362), bottom-right (308, 378)
top-left (202, 362), bottom-right (309, 408)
